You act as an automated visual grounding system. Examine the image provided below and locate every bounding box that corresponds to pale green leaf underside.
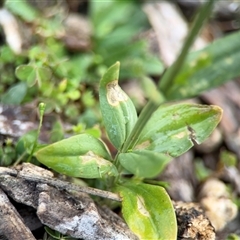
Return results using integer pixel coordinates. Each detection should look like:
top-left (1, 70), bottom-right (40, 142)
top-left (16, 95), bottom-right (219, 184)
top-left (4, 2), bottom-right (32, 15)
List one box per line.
top-left (35, 134), bottom-right (118, 178)
top-left (135, 103), bottom-right (222, 157)
top-left (163, 31), bottom-right (240, 99)
top-left (116, 182), bottom-right (177, 240)
top-left (119, 150), bottom-right (171, 178)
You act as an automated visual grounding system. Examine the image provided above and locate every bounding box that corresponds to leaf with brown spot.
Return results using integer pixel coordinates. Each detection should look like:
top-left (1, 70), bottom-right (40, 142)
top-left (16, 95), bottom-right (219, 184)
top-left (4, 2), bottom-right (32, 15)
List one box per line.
top-left (116, 182), bottom-right (177, 240)
top-left (99, 62), bottom-right (137, 150)
top-left (134, 103), bottom-right (222, 157)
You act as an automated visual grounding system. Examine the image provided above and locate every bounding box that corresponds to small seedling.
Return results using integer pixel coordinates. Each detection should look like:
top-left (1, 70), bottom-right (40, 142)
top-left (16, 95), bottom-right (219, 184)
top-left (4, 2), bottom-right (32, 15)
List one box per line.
top-left (35, 60), bottom-right (222, 239)
top-left (32, 0), bottom-right (240, 238)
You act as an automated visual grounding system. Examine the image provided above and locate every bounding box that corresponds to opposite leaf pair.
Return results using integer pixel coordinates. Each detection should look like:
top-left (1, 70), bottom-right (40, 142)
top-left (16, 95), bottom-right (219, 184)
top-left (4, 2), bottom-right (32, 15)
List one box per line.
top-left (36, 62), bottom-right (222, 179)
top-left (35, 61), bottom-right (222, 240)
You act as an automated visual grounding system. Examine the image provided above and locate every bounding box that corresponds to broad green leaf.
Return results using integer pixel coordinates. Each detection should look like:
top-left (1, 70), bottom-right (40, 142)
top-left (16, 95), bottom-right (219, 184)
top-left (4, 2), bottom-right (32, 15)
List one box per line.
top-left (140, 76), bottom-right (164, 104)
top-left (85, 128), bottom-right (101, 139)
top-left (116, 182), bottom-right (177, 240)
top-left (1, 82), bottom-right (27, 104)
top-left (6, 0), bottom-right (39, 22)
top-left (50, 121), bottom-right (64, 143)
top-left (142, 54), bottom-right (164, 76)
top-left (90, 1), bottom-right (145, 39)
top-left (36, 66), bottom-right (52, 83)
top-left (15, 65), bottom-right (36, 86)
top-left (16, 130), bottom-right (38, 154)
top-left (134, 103), bottom-right (222, 157)
top-left (227, 234), bottom-right (240, 240)
top-left (90, 0), bottom-right (163, 79)
top-left (35, 134), bottom-right (118, 178)
top-left (119, 150), bottom-right (171, 178)
top-left (99, 62), bottom-right (137, 149)
top-left (161, 30), bottom-right (240, 99)
top-left (0, 45), bottom-right (16, 63)
top-left (15, 65), bottom-right (52, 87)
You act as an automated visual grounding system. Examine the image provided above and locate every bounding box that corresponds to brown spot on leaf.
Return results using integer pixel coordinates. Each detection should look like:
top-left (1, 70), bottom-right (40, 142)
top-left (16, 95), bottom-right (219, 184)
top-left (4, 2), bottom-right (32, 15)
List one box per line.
top-left (137, 196), bottom-right (150, 217)
top-left (187, 125), bottom-right (198, 144)
top-left (106, 80), bottom-right (128, 106)
top-left (134, 140), bottom-right (151, 150)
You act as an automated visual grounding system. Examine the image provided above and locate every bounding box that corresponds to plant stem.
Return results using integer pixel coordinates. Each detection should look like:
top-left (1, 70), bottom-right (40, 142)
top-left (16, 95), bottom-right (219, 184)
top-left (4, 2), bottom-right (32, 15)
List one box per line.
top-left (114, 99), bottom-right (161, 173)
top-left (13, 151), bottom-right (27, 167)
top-left (27, 103), bottom-right (46, 162)
top-left (114, 0), bottom-right (215, 172)
top-left (122, 100), bottom-right (158, 152)
top-left (159, 0), bottom-right (215, 92)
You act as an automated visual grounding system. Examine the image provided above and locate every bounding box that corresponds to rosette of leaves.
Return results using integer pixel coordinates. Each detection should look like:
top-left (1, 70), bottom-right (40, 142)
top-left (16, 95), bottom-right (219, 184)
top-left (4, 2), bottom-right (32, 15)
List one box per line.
top-left (35, 62), bottom-right (222, 239)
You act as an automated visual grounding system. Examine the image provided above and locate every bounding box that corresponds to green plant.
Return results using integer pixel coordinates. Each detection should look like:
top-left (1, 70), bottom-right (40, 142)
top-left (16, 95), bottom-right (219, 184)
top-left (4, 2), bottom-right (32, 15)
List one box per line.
top-left (1, 0), bottom-right (163, 125)
top-left (35, 61), bottom-right (221, 239)
top-left (17, 0), bottom-right (240, 239)
top-left (227, 234), bottom-right (240, 240)
top-left (89, 0), bottom-right (163, 79)
top-left (0, 138), bottom-right (16, 166)
top-left (0, 45), bottom-right (27, 102)
top-left (44, 226), bottom-right (77, 240)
